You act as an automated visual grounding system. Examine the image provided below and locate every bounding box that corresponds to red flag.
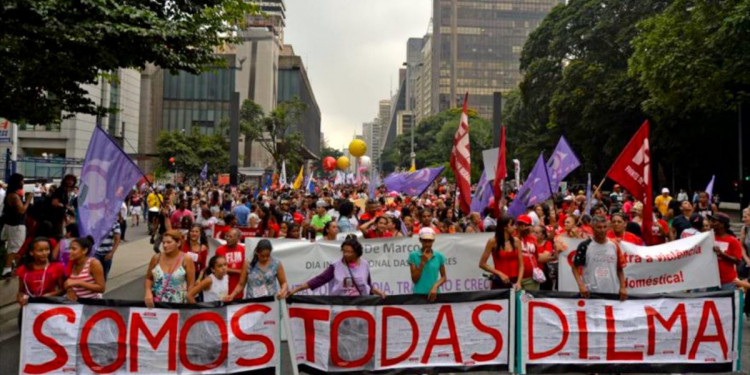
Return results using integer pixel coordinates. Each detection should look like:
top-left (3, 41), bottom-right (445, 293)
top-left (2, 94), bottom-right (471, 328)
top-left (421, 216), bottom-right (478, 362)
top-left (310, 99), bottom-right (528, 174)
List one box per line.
top-left (450, 92), bottom-right (472, 215)
top-left (493, 126), bottom-right (507, 203)
top-left (606, 120), bottom-right (653, 244)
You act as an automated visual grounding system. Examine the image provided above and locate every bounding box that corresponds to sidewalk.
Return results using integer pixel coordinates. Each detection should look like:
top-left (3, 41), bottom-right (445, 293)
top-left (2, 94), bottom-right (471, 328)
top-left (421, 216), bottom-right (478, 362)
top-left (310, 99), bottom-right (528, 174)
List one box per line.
top-left (0, 234), bottom-right (154, 330)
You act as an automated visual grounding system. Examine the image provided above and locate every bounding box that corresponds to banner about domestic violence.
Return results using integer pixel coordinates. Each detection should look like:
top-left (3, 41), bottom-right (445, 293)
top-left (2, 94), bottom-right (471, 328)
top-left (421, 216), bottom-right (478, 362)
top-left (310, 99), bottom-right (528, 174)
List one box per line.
top-left (19, 297), bottom-right (280, 375)
top-left (247, 233), bottom-right (496, 296)
top-left (283, 290), bottom-right (513, 374)
top-left (517, 290), bottom-right (743, 374)
top-left (557, 231), bottom-right (721, 294)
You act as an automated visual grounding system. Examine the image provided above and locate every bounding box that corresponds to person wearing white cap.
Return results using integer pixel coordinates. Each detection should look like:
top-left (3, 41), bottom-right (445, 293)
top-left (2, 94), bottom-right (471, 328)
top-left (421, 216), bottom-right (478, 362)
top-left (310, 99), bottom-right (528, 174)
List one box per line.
top-left (408, 227), bottom-right (446, 301)
top-left (654, 187), bottom-right (672, 218)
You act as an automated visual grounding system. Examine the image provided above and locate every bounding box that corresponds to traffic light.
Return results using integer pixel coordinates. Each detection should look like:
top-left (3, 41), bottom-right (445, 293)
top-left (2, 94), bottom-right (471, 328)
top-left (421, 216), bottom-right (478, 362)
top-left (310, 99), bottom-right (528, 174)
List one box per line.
top-left (745, 175), bottom-right (750, 181)
top-left (733, 181), bottom-right (739, 190)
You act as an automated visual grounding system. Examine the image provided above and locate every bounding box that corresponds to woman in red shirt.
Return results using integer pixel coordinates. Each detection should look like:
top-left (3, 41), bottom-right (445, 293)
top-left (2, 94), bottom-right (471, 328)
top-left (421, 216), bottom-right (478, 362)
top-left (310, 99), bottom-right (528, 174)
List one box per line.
top-left (607, 212), bottom-right (645, 246)
top-left (360, 216), bottom-right (394, 239)
top-left (16, 237), bottom-right (65, 306)
top-left (479, 214), bottom-right (523, 290)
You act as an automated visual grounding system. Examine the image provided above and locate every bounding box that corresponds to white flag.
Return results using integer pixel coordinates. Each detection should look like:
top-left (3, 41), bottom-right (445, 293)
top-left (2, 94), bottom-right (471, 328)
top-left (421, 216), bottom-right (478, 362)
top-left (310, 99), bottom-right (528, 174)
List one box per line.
top-left (280, 161), bottom-right (287, 187)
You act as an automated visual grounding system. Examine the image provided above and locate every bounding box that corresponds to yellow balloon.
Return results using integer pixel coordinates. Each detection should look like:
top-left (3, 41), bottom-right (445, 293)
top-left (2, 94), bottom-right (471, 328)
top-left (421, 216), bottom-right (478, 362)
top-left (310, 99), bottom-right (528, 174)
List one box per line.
top-left (337, 156), bottom-right (350, 170)
top-left (349, 139), bottom-right (367, 158)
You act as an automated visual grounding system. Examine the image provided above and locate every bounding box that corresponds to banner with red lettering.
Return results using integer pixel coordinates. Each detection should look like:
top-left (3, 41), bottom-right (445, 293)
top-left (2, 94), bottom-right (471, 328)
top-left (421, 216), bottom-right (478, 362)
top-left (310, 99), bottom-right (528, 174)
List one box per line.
top-left (517, 290), bottom-right (743, 374)
top-left (19, 297), bottom-right (280, 375)
top-left (284, 290), bottom-right (513, 374)
top-left (557, 232), bottom-right (720, 294)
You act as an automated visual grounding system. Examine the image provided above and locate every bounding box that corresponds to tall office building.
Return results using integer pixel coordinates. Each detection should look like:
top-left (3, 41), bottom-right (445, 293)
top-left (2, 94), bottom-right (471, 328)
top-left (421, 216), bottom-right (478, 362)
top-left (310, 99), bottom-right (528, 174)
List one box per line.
top-left (15, 68), bottom-right (141, 178)
top-left (426, 0), bottom-right (561, 118)
top-left (139, 0), bottom-right (316, 180)
top-left (278, 45), bottom-right (321, 159)
top-left (415, 33), bottom-right (433, 125)
top-left (405, 38), bottom-right (423, 112)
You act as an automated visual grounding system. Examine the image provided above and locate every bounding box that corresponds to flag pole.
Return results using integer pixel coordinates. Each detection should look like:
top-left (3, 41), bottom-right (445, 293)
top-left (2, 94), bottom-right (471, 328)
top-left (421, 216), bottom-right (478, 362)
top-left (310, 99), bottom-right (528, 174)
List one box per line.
top-left (577, 176), bottom-right (607, 225)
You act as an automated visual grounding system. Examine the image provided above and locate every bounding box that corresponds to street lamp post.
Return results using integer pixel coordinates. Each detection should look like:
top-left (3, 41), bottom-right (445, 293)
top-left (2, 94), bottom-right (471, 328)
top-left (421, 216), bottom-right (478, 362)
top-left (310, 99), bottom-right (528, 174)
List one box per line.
top-left (403, 61), bottom-right (423, 171)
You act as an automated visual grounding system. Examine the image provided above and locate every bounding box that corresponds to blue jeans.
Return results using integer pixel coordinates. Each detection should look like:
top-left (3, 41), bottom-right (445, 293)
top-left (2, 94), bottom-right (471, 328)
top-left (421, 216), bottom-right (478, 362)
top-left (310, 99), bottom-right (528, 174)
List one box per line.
top-left (94, 252), bottom-right (113, 280)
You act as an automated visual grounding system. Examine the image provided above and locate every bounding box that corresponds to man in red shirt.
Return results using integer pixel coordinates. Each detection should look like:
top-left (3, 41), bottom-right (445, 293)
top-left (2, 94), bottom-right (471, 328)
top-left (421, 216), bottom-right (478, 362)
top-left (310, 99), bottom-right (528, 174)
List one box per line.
top-left (710, 213), bottom-right (742, 290)
top-left (215, 229), bottom-right (245, 300)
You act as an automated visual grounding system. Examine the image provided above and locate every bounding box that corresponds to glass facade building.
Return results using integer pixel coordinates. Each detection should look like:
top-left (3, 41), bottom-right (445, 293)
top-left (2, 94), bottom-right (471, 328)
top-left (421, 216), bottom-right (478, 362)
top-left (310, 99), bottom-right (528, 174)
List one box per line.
top-left (161, 59), bottom-right (236, 135)
top-left (431, 0), bottom-right (562, 118)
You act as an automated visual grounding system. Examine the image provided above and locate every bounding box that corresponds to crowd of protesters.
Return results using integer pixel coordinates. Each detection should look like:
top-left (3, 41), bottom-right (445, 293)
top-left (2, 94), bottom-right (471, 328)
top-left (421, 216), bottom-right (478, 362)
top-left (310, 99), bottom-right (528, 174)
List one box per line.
top-left (1, 171), bottom-right (748, 320)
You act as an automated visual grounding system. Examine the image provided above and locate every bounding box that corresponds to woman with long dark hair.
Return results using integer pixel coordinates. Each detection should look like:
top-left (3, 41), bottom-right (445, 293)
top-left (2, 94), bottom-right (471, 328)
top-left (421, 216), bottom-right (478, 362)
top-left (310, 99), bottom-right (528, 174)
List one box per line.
top-left (16, 237), bottom-right (65, 306)
top-left (182, 224), bottom-right (208, 278)
top-left (64, 236), bottom-right (105, 300)
top-left (230, 239), bottom-right (288, 299)
top-left (478, 214), bottom-right (523, 290)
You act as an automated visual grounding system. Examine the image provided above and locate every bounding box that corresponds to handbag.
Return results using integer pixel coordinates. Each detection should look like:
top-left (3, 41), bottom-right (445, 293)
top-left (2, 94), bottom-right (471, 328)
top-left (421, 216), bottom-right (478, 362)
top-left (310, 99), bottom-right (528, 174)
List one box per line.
top-left (345, 260), bottom-right (363, 296)
top-left (530, 251), bottom-right (547, 284)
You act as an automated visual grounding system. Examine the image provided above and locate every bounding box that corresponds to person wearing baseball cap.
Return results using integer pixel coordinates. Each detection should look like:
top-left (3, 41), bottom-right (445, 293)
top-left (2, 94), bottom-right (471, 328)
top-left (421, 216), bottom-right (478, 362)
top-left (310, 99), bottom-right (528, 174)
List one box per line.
top-left (710, 212), bottom-right (742, 290)
top-left (516, 214), bottom-right (544, 291)
top-left (409, 227), bottom-right (446, 301)
top-left (654, 187), bottom-right (672, 218)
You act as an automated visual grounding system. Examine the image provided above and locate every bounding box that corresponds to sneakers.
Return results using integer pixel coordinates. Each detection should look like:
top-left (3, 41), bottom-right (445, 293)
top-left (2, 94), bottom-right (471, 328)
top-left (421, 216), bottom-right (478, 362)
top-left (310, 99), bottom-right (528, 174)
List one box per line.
top-left (1, 267), bottom-right (12, 279)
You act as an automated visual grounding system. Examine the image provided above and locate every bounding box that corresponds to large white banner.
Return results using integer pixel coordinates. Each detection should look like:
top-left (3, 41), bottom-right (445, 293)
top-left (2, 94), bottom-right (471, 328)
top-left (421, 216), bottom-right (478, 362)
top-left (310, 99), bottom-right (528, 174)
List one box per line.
top-left (20, 298), bottom-right (280, 375)
top-left (247, 234), bottom-right (494, 296)
top-left (284, 291), bottom-right (512, 373)
top-left (518, 291), bottom-right (742, 374)
top-left (557, 232), bottom-right (720, 294)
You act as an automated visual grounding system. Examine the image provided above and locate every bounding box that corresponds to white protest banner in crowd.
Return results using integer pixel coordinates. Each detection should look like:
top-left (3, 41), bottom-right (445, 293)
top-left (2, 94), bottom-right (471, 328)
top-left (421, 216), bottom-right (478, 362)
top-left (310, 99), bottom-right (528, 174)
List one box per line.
top-left (284, 290), bottom-right (513, 373)
top-left (247, 233), bottom-right (495, 296)
top-left (517, 290), bottom-right (743, 374)
top-left (557, 232), bottom-right (720, 293)
top-left (19, 297), bottom-right (280, 375)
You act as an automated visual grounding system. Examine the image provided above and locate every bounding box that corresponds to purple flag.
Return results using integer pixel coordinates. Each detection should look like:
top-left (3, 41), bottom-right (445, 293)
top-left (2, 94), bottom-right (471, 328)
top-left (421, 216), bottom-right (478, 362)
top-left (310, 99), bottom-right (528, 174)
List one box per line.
top-left (471, 170), bottom-right (493, 215)
top-left (508, 153), bottom-right (552, 218)
top-left (705, 175), bottom-right (715, 204)
top-left (78, 127), bottom-right (144, 247)
top-left (546, 136), bottom-right (580, 193)
top-left (384, 166), bottom-right (444, 197)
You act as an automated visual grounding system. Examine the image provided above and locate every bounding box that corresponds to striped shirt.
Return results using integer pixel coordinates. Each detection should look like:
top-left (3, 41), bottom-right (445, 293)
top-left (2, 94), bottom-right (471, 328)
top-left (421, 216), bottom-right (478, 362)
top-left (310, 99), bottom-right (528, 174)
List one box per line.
top-left (66, 258), bottom-right (102, 299)
top-left (95, 223), bottom-right (121, 256)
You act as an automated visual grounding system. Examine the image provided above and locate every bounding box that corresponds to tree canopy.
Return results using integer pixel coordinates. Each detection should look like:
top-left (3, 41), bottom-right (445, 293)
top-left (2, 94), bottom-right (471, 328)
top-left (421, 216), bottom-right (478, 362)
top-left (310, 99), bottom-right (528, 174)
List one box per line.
top-left (504, 0), bottom-right (747, 195)
top-left (239, 98), bottom-right (308, 173)
top-left (156, 129), bottom-right (229, 178)
top-left (1, 0), bottom-right (258, 125)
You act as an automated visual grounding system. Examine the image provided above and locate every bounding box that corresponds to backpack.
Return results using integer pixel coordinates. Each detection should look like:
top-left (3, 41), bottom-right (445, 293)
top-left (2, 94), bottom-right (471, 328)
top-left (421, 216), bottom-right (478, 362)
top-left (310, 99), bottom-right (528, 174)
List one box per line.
top-left (573, 239), bottom-right (593, 267)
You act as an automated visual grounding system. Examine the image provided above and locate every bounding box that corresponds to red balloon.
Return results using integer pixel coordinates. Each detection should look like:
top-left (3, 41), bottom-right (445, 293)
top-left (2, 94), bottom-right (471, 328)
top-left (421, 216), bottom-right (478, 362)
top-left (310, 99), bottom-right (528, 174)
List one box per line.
top-left (323, 156), bottom-right (337, 171)
top-left (169, 157), bottom-right (175, 163)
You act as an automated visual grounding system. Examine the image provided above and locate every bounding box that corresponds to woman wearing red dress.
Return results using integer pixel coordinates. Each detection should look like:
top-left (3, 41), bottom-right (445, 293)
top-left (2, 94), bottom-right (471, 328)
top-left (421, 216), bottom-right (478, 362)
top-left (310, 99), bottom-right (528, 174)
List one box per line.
top-left (479, 214), bottom-right (523, 290)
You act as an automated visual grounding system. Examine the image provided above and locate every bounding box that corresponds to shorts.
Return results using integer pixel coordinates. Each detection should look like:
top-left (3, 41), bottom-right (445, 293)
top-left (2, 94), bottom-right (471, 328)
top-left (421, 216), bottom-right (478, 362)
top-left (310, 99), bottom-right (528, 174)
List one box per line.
top-left (1, 224), bottom-right (26, 254)
top-left (131, 206), bottom-right (142, 216)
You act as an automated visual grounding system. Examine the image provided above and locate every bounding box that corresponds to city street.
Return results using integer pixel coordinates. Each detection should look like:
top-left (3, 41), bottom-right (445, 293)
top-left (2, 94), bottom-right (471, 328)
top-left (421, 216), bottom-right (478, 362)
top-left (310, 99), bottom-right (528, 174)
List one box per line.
top-left (0, 216), bottom-right (748, 374)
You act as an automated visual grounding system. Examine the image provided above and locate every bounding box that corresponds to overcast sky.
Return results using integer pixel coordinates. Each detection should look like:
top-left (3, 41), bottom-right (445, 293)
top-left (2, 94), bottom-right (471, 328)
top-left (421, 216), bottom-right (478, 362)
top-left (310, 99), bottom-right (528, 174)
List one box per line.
top-left (284, 0), bottom-right (432, 150)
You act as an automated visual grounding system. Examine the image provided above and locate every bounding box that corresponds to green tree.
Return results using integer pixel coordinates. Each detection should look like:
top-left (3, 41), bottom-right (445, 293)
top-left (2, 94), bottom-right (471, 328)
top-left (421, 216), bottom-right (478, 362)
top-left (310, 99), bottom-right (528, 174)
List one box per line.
top-left (156, 129), bottom-right (229, 178)
top-left (629, 0), bottom-right (750, 117)
top-left (240, 98), bottom-right (307, 172)
top-left (512, 0), bottom-right (671, 179)
top-left (1, 0), bottom-right (259, 125)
